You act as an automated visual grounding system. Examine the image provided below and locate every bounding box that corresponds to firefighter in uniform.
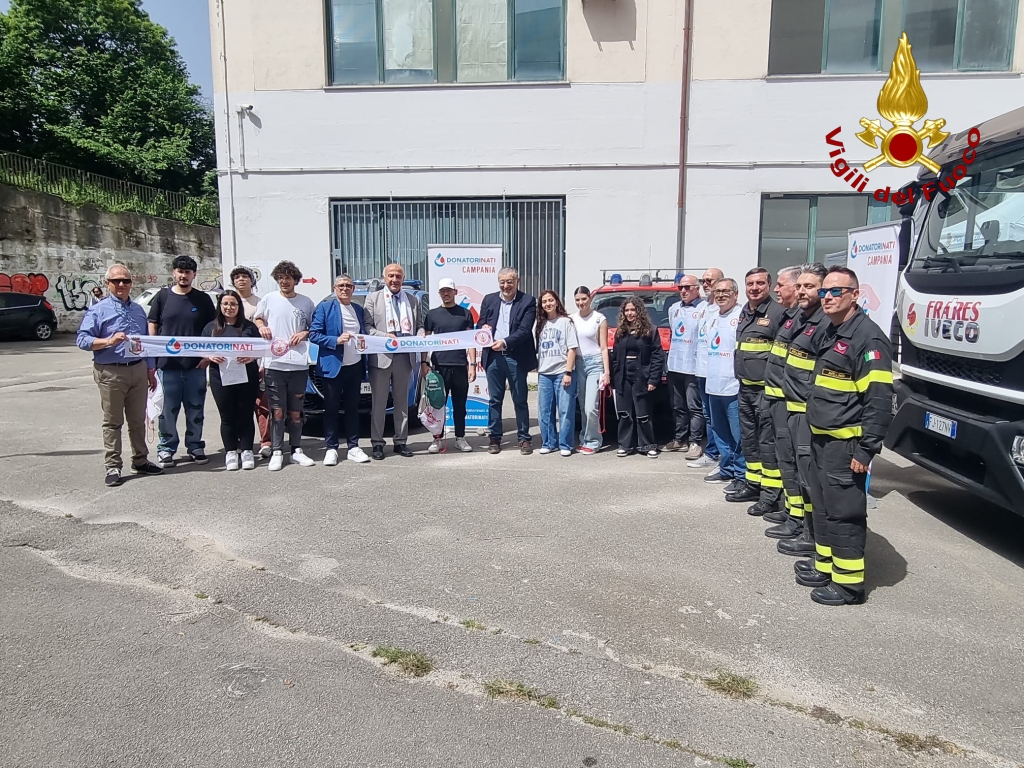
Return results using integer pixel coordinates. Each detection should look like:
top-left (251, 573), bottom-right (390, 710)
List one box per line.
top-left (775, 265), bottom-right (830, 559)
top-left (803, 267), bottom-right (894, 606)
top-left (759, 265), bottom-right (805, 531)
top-left (729, 268), bottom-right (786, 509)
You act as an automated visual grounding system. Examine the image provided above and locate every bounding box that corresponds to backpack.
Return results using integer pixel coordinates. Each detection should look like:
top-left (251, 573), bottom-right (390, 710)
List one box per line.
top-left (423, 369), bottom-right (447, 409)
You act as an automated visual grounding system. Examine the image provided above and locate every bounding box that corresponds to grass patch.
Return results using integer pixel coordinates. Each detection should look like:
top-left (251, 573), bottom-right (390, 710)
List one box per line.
top-left (483, 679), bottom-right (559, 710)
top-left (371, 645), bottom-right (434, 678)
top-left (887, 731), bottom-right (961, 755)
top-left (460, 619), bottom-right (486, 631)
top-left (579, 713), bottom-right (632, 736)
top-left (722, 759), bottom-right (756, 768)
top-left (492, 628), bottom-right (504, 635)
top-left (523, 638), bottom-right (541, 645)
top-left (809, 705), bottom-right (843, 725)
top-left (194, 592), bottom-right (208, 600)
top-left (703, 670), bottom-right (757, 700)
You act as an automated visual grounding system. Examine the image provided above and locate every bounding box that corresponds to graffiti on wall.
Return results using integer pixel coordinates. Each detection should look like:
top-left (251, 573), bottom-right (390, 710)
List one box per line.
top-left (54, 274), bottom-right (102, 311)
top-left (0, 272), bottom-right (50, 295)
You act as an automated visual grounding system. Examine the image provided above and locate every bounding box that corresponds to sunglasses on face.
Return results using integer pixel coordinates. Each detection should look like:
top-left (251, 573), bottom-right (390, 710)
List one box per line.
top-left (107, 278), bottom-right (133, 285)
top-left (678, 284), bottom-right (698, 290)
top-left (818, 286), bottom-right (856, 298)
top-left (335, 283), bottom-right (354, 289)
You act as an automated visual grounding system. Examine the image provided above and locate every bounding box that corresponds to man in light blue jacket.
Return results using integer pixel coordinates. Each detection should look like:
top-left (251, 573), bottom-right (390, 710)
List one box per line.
top-left (309, 274), bottom-right (370, 466)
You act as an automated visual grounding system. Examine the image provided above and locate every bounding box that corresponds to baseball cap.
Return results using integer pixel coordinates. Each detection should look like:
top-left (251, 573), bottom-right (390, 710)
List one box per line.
top-left (438, 278), bottom-right (457, 290)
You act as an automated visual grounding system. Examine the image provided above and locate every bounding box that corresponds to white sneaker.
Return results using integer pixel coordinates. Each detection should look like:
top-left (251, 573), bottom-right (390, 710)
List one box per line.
top-left (560, 449), bottom-right (572, 457)
top-left (268, 450), bottom-right (284, 471)
top-left (259, 445), bottom-right (273, 459)
top-left (455, 437), bottom-right (472, 453)
top-left (687, 454), bottom-right (719, 468)
top-left (291, 448), bottom-right (315, 467)
top-left (324, 448), bottom-right (339, 466)
top-left (225, 451), bottom-right (239, 471)
top-left (538, 447), bottom-right (554, 455)
top-left (347, 447), bottom-right (371, 464)
top-left (240, 450), bottom-right (255, 470)
top-left (428, 438), bottom-right (442, 454)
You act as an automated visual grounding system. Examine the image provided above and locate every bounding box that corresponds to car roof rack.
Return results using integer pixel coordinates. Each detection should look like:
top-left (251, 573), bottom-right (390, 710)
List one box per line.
top-left (600, 269), bottom-right (682, 287)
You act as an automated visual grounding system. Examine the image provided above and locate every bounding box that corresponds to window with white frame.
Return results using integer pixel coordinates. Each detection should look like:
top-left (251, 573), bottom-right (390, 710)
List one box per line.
top-left (767, 0), bottom-right (1016, 76)
top-left (327, 0), bottom-right (565, 85)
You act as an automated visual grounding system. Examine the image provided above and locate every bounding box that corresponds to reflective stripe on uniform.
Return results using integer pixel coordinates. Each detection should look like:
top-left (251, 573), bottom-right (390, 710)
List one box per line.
top-left (814, 374), bottom-right (857, 392)
top-left (741, 378), bottom-right (765, 387)
top-left (739, 341), bottom-right (772, 352)
top-left (786, 355), bottom-right (815, 371)
top-left (786, 401), bottom-right (807, 412)
top-left (789, 505), bottom-right (805, 519)
top-left (831, 570), bottom-right (865, 584)
top-left (815, 559), bottom-right (833, 574)
top-left (764, 385), bottom-right (785, 398)
top-left (745, 472), bottom-right (762, 484)
top-left (832, 555), bottom-right (865, 571)
top-left (760, 466), bottom-right (783, 488)
top-left (815, 543), bottom-right (832, 557)
top-left (856, 369), bottom-right (894, 391)
top-left (804, 502), bottom-right (813, 513)
top-left (770, 343), bottom-right (788, 357)
top-left (810, 424), bottom-right (863, 439)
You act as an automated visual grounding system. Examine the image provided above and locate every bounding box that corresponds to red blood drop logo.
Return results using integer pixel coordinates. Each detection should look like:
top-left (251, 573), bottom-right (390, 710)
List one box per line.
top-left (889, 132), bottom-right (918, 163)
top-left (907, 303), bottom-right (917, 326)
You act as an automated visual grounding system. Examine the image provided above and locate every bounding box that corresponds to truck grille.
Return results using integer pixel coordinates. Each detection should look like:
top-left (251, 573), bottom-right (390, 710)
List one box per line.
top-left (916, 349), bottom-right (1003, 387)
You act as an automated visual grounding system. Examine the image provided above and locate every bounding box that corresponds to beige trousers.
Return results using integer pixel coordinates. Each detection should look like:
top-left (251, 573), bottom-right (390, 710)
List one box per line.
top-left (93, 362), bottom-right (150, 470)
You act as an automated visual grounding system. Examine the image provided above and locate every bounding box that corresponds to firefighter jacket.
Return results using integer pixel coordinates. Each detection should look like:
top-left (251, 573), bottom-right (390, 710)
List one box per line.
top-left (764, 305), bottom-right (803, 400)
top-left (781, 305), bottom-right (828, 412)
top-left (734, 298), bottom-right (786, 387)
top-left (807, 311), bottom-right (895, 466)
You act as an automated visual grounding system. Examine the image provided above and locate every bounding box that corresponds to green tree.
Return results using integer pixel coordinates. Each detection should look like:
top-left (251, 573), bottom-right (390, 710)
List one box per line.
top-left (0, 0), bottom-right (215, 194)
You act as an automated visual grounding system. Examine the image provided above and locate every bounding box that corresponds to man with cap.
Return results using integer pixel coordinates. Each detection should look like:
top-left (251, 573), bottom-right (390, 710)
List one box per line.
top-left (423, 278), bottom-right (477, 453)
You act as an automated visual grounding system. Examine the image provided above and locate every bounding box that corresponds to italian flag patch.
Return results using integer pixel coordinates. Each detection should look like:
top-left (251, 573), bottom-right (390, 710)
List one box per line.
top-left (864, 350), bottom-right (881, 361)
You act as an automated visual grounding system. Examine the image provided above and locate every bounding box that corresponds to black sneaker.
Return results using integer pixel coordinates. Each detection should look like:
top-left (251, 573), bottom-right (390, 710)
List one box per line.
top-left (488, 440), bottom-right (501, 455)
top-left (104, 468), bottom-right (122, 487)
top-left (131, 462), bottom-right (163, 476)
top-left (186, 450), bottom-right (209, 465)
top-left (723, 479), bottom-right (745, 494)
top-left (703, 471), bottom-right (727, 484)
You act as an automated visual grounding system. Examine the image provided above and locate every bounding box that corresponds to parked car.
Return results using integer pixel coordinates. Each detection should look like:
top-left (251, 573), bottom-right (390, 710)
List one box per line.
top-left (134, 287), bottom-right (222, 316)
top-left (0, 293), bottom-right (58, 340)
top-left (304, 279), bottom-right (428, 423)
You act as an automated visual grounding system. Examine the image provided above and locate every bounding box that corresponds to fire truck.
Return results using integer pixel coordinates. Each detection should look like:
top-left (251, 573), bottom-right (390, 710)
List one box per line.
top-left (885, 106), bottom-right (1024, 518)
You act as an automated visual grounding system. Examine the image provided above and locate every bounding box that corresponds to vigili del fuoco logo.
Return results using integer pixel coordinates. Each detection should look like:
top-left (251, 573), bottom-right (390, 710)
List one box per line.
top-left (824, 33), bottom-right (980, 208)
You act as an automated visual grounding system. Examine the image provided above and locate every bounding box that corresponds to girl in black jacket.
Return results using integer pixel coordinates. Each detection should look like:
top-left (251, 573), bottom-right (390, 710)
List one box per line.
top-left (610, 297), bottom-right (665, 457)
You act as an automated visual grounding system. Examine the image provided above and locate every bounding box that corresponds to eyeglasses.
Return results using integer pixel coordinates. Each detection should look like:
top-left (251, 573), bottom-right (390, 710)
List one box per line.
top-left (335, 283), bottom-right (354, 290)
top-left (818, 286), bottom-right (856, 298)
top-left (713, 290), bottom-right (736, 296)
top-left (498, 279), bottom-right (516, 286)
top-left (700, 278), bottom-right (715, 284)
top-left (107, 278), bottom-right (133, 285)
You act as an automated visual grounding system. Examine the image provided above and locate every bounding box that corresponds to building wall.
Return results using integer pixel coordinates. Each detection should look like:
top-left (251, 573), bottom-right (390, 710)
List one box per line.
top-left (0, 185), bottom-right (222, 331)
top-left (209, 0), bottom-right (687, 297)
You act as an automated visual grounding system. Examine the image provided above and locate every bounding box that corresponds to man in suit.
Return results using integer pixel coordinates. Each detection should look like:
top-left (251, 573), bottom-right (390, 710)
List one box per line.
top-left (363, 262), bottom-right (427, 460)
top-left (477, 267), bottom-right (538, 455)
top-left (309, 274), bottom-right (371, 466)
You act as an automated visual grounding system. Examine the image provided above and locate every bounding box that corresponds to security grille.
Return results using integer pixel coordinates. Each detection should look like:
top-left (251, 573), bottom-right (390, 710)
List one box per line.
top-left (330, 198), bottom-right (565, 299)
top-left (916, 348), bottom-right (1003, 387)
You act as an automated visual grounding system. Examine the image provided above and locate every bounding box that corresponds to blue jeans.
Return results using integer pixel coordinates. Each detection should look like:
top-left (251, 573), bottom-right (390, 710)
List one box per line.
top-left (709, 394), bottom-right (746, 479)
top-left (538, 372), bottom-right (577, 451)
top-left (158, 367), bottom-right (208, 456)
top-left (486, 354), bottom-right (531, 443)
top-left (697, 376), bottom-right (720, 460)
top-left (576, 353), bottom-right (604, 451)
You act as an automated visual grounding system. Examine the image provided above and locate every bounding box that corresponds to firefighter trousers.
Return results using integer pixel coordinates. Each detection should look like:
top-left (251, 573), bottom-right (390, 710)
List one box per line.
top-left (738, 384), bottom-right (781, 504)
top-left (768, 398), bottom-right (803, 523)
top-left (808, 434), bottom-right (867, 600)
top-left (789, 411), bottom-right (820, 550)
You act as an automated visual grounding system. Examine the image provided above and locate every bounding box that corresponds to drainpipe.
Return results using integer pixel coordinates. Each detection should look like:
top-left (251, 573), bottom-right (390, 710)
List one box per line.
top-left (675, 0), bottom-right (694, 269)
top-left (216, 0), bottom-right (239, 268)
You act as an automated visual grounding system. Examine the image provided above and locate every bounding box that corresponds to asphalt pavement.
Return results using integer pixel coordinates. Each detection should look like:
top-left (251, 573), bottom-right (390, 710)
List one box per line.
top-left (1, 336), bottom-right (1022, 768)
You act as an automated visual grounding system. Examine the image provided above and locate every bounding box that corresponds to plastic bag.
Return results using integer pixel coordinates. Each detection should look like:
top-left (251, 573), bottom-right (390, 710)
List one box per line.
top-left (417, 390), bottom-right (447, 439)
top-left (146, 375), bottom-right (164, 444)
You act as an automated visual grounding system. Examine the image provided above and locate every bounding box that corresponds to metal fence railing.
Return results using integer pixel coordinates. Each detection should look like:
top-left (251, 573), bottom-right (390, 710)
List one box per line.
top-left (0, 151), bottom-right (218, 227)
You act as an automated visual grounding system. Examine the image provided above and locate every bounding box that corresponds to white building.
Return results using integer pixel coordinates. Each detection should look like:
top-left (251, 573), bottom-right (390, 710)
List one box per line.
top-left (210, 0), bottom-right (1024, 297)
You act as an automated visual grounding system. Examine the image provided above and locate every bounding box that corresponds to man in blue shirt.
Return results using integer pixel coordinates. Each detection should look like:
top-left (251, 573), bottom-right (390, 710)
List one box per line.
top-left (77, 264), bottom-right (162, 487)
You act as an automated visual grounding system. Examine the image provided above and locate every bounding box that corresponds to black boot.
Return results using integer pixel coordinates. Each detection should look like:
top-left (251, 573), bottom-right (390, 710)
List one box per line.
top-left (725, 483), bottom-right (759, 502)
top-left (810, 584), bottom-right (865, 606)
top-left (765, 520), bottom-right (801, 539)
top-left (796, 570), bottom-right (830, 588)
top-left (793, 559), bottom-right (815, 574)
top-left (776, 537), bottom-right (815, 555)
top-left (746, 500), bottom-right (775, 517)
top-left (763, 510), bottom-right (788, 524)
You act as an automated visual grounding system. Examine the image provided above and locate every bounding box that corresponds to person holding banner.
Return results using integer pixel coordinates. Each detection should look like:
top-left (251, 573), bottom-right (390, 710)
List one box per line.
top-left (478, 268), bottom-right (537, 455)
top-left (423, 277), bottom-right (477, 454)
top-left (309, 274), bottom-right (371, 466)
top-left (363, 262), bottom-right (426, 460)
top-left (254, 260), bottom-right (317, 471)
top-left (200, 291), bottom-right (261, 471)
top-left (535, 290), bottom-right (579, 456)
top-left (231, 265), bottom-right (272, 458)
top-left (76, 264), bottom-right (162, 487)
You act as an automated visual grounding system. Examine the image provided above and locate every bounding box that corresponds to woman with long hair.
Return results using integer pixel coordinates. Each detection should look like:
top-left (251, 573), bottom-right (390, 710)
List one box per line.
top-left (610, 297), bottom-right (665, 457)
top-left (534, 289), bottom-right (579, 455)
top-left (571, 286), bottom-right (610, 454)
top-left (201, 290), bottom-right (261, 471)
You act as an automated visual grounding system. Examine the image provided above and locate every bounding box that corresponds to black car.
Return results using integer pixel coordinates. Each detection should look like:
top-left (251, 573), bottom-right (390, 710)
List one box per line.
top-left (0, 293), bottom-right (58, 340)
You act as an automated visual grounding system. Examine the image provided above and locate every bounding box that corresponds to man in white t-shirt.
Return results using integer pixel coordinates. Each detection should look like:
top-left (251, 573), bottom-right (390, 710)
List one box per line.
top-left (253, 260), bottom-right (316, 471)
top-left (702, 278), bottom-right (746, 487)
top-left (664, 274), bottom-right (706, 458)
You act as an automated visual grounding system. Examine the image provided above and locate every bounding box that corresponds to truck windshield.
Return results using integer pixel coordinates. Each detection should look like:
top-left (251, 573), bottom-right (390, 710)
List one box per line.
top-left (910, 145), bottom-right (1024, 274)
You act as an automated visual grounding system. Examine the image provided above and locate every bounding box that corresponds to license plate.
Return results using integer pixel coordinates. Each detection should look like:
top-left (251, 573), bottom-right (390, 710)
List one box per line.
top-left (360, 382), bottom-right (372, 395)
top-left (925, 412), bottom-right (957, 439)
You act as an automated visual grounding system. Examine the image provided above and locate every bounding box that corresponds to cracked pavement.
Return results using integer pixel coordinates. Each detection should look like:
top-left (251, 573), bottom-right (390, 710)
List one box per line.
top-left (2, 338), bottom-right (1023, 768)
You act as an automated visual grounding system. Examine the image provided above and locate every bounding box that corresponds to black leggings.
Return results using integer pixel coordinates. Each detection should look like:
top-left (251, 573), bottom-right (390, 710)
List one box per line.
top-left (210, 369), bottom-right (260, 452)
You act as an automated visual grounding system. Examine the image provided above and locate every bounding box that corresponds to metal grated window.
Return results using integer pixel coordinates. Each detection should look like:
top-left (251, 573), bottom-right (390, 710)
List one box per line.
top-left (330, 197), bottom-right (565, 299)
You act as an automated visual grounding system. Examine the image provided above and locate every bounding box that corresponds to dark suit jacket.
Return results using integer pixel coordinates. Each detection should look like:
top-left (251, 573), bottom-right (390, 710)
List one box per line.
top-left (610, 329), bottom-right (665, 394)
top-left (477, 290), bottom-right (538, 370)
top-left (309, 298), bottom-right (367, 379)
